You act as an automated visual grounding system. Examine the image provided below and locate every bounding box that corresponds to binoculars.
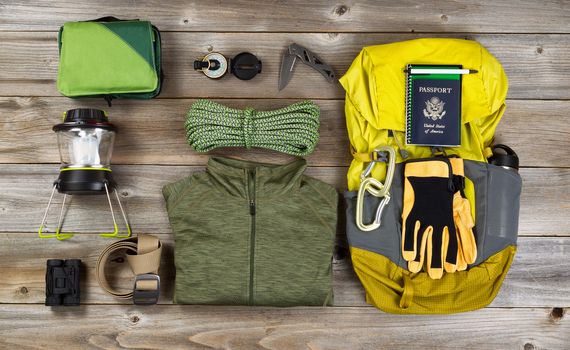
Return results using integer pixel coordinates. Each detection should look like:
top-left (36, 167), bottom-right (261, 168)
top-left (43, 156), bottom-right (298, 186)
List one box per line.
top-left (45, 259), bottom-right (81, 306)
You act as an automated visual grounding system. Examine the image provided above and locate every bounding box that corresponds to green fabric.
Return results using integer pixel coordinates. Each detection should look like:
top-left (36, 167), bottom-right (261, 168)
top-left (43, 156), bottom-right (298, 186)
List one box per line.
top-left (185, 100), bottom-right (321, 157)
top-left (57, 20), bottom-right (160, 98)
top-left (114, 25), bottom-right (162, 100)
top-left (163, 157), bottom-right (338, 306)
top-left (100, 21), bottom-right (155, 70)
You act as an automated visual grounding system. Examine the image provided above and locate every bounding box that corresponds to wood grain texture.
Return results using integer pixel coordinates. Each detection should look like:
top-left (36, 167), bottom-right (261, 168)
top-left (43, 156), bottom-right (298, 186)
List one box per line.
top-left (0, 165), bottom-right (567, 236)
top-left (0, 32), bottom-right (568, 99)
top-left (1, 98), bottom-right (569, 168)
top-left (1, 0), bottom-right (569, 33)
top-left (0, 98), bottom-right (349, 167)
top-left (1, 1), bottom-right (570, 347)
top-left (0, 97), bottom-right (570, 167)
top-left (1, 233), bottom-right (568, 308)
top-left (0, 305), bottom-right (567, 349)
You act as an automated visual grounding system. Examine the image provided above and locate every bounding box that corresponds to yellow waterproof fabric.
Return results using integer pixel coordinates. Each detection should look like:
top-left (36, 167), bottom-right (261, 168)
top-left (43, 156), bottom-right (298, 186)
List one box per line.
top-left (339, 38), bottom-right (508, 190)
top-left (350, 246), bottom-right (516, 314)
top-left (341, 38), bottom-right (513, 314)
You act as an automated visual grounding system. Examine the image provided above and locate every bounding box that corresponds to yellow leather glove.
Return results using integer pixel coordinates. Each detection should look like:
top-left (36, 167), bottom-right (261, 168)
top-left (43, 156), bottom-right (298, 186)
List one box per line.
top-left (402, 157), bottom-right (477, 279)
top-left (402, 158), bottom-right (457, 279)
top-left (449, 158), bottom-right (477, 271)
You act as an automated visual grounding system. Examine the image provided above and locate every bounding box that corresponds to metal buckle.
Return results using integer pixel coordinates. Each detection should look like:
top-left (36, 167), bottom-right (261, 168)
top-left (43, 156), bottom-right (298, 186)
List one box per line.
top-left (133, 274), bottom-right (160, 305)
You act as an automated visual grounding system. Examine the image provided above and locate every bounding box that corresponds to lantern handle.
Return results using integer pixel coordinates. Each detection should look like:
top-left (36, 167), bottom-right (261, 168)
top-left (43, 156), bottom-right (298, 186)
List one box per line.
top-left (39, 184), bottom-right (73, 239)
top-left (38, 183), bottom-right (131, 240)
top-left (99, 182), bottom-right (132, 238)
top-left (54, 193), bottom-right (75, 240)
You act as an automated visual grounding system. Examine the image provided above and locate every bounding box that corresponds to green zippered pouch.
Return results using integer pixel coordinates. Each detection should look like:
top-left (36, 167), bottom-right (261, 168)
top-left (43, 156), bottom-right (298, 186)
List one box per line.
top-left (57, 17), bottom-right (162, 105)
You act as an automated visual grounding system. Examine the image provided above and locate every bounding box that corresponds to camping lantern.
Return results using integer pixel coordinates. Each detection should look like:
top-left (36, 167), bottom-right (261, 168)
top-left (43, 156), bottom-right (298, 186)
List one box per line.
top-left (38, 108), bottom-right (131, 240)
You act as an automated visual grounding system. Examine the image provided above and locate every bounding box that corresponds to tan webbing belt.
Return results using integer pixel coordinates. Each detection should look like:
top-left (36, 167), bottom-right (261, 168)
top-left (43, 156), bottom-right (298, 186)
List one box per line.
top-left (96, 234), bottom-right (162, 305)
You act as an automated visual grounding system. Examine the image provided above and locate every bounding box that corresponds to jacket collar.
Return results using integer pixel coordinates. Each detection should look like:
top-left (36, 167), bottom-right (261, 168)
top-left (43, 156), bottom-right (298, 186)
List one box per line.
top-left (206, 156), bottom-right (307, 198)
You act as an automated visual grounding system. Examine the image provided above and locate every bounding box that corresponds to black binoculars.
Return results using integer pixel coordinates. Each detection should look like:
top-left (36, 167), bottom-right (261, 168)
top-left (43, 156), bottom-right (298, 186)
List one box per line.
top-left (45, 259), bottom-right (81, 306)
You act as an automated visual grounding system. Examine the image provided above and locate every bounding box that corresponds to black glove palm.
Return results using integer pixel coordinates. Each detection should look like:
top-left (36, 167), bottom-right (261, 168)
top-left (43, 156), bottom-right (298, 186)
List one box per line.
top-left (402, 158), bottom-right (459, 279)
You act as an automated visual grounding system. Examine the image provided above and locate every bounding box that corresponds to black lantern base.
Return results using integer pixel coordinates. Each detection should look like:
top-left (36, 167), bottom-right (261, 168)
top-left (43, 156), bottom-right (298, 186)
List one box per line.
top-left (55, 169), bottom-right (116, 195)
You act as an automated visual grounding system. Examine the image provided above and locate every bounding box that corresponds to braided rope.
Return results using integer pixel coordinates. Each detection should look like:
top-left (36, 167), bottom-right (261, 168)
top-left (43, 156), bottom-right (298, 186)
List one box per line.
top-left (185, 100), bottom-right (320, 157)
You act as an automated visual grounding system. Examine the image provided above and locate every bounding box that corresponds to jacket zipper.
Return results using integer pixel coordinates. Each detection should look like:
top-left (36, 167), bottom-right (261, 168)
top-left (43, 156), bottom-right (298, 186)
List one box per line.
top-left (248, 169), bottom-right (256, 305)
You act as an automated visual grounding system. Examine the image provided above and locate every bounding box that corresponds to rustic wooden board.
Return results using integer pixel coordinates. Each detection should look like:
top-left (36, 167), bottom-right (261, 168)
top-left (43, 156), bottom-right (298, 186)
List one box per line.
top-left (1, 98), bottom-right (569, 168)
top-left (1, 1), bottom-right (569, 347)
top-left (0, 32), bottom-right (568, 99)
top-left (0, 165), bottom-right (567, 236)
top-left (1, 233), bottom-right (568, 308)
top-left (0, 305), bottom-right (567, 349)
top-left (1, 0), bottom-right (569, 34)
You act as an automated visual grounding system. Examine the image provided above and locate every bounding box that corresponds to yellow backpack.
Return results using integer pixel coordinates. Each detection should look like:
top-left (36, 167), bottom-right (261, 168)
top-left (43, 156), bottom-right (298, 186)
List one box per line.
top-left (340, 38), bottom-right (522, 314)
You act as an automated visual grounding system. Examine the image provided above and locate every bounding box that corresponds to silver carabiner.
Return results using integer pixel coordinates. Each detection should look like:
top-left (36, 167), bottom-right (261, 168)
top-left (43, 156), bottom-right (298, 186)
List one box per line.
top-left (355, 146), bottom-right (396, 232)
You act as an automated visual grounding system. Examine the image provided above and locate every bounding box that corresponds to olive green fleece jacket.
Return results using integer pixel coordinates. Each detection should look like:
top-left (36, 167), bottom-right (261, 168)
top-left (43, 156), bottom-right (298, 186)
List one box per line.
top-left (163, 157), bottom-right (338, 306)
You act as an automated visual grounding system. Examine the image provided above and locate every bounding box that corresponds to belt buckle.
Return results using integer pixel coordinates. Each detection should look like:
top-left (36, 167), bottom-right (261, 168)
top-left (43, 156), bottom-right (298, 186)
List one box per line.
top-left (133, 273), bottom-right (160, 305)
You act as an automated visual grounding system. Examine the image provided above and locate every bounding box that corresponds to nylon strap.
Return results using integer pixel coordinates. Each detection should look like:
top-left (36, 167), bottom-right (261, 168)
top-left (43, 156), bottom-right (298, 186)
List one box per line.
top-left (356, 146), bottom-right (497, 163)
top-left (185, 99), bottom-right (320, 157)
top-left (96, 234), bottom-right (162, 300)
top-left (399, 273), bottom-right (414, 309)
top-left (351, 145), bottom-right (374, 162)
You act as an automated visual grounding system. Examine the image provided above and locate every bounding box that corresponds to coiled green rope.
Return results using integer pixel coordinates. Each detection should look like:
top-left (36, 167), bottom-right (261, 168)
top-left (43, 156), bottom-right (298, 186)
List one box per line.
top-left (185, 99), bottom-right (320, 156)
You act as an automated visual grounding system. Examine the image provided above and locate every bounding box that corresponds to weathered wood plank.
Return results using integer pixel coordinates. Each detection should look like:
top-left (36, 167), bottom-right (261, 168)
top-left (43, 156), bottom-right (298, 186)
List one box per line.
top-left (0, 32), bottom-right (568, 99)
top-left (1, 233), bottom-right (568, 308)
top-left (1, 97), bottom-right (568, 168)
top-left (0, 98), bottom-right (344, 166)
top-left (0, 165), bottom-right (567, 236)
top-left (0, 305), bottom-right (567, 349)
top-left (1, 0), bottom-right (569, 33)
top-left (0, 1), bottom-right (567, 348)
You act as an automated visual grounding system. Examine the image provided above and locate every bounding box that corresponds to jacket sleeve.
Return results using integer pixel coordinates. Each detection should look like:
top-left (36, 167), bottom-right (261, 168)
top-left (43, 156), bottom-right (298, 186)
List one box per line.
top-left (162, 176), bottom-right (195, 213)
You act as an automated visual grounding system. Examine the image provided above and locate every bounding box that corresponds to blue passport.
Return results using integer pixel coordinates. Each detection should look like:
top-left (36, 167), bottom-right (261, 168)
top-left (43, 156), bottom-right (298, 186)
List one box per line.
top-left (405, 64), bottom-right (461, 147)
